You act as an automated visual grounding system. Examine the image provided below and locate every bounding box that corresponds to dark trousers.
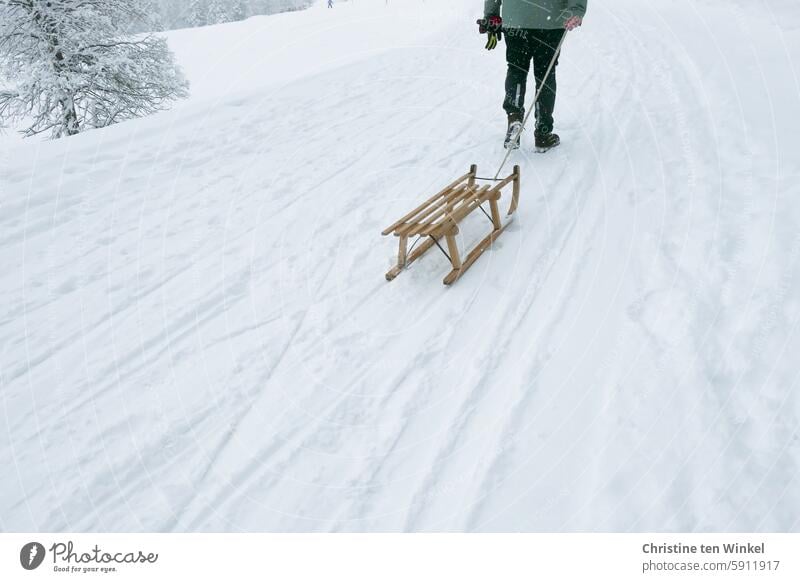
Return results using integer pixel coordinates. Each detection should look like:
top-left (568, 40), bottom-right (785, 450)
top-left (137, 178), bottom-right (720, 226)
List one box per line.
top-left (503, 28), bottom-right (565, 134)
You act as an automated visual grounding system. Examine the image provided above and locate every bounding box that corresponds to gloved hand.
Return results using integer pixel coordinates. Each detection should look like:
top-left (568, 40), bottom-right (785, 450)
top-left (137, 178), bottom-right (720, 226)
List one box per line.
top-left (477, 15), bottom-right (503, 50)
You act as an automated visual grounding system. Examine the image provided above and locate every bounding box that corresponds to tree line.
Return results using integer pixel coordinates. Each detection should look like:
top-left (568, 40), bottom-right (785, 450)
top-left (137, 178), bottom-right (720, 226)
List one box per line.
top-left (138, 0), bottom-right (314, 32)
top-left (0, 0), bottom-right (314, 139)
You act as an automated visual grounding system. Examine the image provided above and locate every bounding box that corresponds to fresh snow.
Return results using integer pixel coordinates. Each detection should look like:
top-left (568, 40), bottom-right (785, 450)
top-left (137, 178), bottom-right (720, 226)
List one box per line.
top-left (2, 0), bottom-right (800, 532)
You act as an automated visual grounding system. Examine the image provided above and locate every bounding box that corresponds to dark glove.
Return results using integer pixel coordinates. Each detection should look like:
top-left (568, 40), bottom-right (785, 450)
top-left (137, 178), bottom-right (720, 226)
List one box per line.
top-left (477, 15), bottom-right (503, 50)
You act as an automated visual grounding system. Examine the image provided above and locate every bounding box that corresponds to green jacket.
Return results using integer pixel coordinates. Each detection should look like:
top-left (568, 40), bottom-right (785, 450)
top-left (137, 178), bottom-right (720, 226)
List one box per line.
top-left (484, 0), bottom-right (588, 30)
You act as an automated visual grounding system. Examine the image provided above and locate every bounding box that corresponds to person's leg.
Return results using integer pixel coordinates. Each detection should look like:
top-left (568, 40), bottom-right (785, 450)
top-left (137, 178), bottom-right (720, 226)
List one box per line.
top-left (530, 28), bottom-right (565, 134)
top-left (503, 29), bottom-right (532, 123)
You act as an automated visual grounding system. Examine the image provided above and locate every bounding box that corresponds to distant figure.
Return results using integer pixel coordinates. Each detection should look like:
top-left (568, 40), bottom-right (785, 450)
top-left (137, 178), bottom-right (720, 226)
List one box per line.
top-left (328, 0), bottom-right (333, 7)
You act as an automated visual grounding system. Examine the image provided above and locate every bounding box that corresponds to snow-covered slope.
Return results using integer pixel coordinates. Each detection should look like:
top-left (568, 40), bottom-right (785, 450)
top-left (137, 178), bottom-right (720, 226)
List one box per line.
top-left (2, 0), bottom-right (799, 532)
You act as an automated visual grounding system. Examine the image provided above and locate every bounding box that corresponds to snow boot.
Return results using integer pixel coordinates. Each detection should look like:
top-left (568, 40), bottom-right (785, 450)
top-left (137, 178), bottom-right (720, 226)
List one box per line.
top-left (504, 120), bottom-right (523, 150)
top-left (534, 129), bottom-right (560, 153)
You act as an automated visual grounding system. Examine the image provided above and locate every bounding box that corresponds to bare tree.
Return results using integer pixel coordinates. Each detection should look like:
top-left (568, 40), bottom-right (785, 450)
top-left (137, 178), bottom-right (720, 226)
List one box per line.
top-left (0, 0), bottom-right (189, 138)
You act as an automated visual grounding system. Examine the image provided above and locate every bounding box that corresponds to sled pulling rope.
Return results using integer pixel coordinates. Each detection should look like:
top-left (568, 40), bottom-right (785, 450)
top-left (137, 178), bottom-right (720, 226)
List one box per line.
top-left (382, 164), bottom-right (520, 285)
top-left (381, 32), bottom-right (566, 284)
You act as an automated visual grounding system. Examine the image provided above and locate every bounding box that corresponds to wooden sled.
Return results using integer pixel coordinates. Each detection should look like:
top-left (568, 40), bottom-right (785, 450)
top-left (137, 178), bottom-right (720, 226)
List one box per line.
top-left (382, 164), bottom-right (520, 285)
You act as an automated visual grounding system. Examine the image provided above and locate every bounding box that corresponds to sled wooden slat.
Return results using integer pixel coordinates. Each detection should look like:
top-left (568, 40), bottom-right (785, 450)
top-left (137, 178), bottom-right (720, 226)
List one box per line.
top-left (423, 185), bottom-right (498, 238)
top-left (396, 184), bottom-right (475, 237)
top-left (403, 186), bottom-right (484, 238)
top-left (381, 172), bottom-right (473, 236)
top-left (416, 185), bottom-right (492, 236)
top-left (382, 164), bottom-right (521, 285)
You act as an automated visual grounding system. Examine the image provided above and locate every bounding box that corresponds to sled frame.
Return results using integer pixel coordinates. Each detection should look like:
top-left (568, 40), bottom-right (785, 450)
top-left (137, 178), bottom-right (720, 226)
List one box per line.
top-left (382, 164), bottom-right (520, 285)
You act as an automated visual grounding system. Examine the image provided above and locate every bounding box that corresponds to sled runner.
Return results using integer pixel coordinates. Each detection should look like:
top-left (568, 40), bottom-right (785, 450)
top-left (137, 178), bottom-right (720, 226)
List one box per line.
top-left (382, 164), bottom-right (520, 285)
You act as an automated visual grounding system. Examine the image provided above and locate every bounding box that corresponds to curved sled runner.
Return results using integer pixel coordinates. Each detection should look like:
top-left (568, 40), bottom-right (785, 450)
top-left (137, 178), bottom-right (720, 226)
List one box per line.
top-left (382, 164), bottom-right (520, 285)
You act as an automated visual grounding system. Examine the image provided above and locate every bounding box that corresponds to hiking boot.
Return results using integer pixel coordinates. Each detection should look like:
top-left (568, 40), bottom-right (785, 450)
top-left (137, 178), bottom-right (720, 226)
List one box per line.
top-left (534, 129), bottom-right (560, 153)
top-left (504, 120), bottom-right (523, 150)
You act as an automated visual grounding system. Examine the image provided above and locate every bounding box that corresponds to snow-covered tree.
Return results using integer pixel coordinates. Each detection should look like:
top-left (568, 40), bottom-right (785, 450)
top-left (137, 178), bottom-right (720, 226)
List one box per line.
top-left (229, 0), bottom-right (247, 21)
top-left (188, 0), bottom-right (209, 27)
top-left (207, 0), bottom-right (231, 24)
top-left (0, 0), bottom-right (189, 138)
top-left (188, 0), bottom-right (250, 27)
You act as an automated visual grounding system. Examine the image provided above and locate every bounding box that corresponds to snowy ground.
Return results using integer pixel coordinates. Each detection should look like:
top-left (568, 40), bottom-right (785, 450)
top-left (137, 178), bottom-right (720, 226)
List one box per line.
top-left (2, 0), bottom-right (800, 532)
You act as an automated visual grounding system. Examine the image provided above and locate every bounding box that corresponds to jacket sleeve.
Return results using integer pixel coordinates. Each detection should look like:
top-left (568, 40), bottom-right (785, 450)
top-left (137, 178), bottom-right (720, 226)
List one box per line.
top-left (484, 0), bottom-right (501, 18)
top-left (566, 0), bottom-right (587, 19)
